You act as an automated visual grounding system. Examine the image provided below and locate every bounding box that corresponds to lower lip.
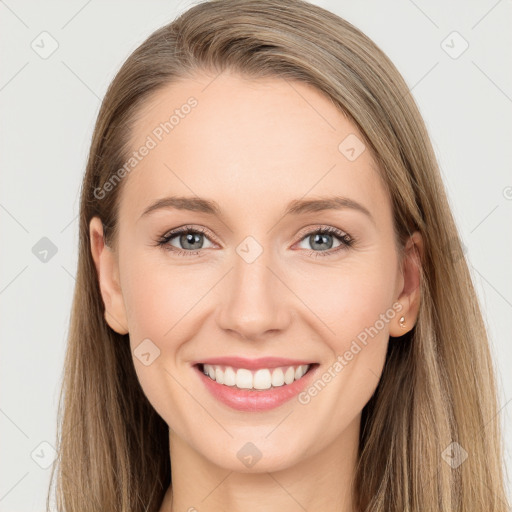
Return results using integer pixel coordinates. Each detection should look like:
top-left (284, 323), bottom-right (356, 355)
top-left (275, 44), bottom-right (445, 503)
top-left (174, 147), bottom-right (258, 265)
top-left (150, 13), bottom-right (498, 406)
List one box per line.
top-left (194, 364), bottom-right (319, 412)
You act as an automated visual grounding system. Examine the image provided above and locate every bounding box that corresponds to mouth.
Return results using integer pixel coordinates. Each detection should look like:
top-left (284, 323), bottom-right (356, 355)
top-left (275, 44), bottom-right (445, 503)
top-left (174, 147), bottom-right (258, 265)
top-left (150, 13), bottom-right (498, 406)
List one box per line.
top-left (192, 358), bottom-right (320, 412)
top-left (196, 362), bottom-right (317, 390)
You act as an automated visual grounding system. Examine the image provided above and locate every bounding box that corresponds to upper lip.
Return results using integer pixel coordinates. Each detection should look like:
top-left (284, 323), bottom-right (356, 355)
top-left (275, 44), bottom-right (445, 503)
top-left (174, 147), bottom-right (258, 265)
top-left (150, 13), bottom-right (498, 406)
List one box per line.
top-left (192, 356), bottom-right (315, 370)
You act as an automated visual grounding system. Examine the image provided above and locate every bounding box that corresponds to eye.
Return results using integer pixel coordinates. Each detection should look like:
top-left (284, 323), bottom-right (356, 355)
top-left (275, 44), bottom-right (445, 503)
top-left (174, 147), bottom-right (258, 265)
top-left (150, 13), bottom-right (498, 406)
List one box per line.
top-left (155, 224), bottom-right (355, 258)
top-left (156, 225), bottom-right (216, 256)
top-left (295, 226), bottom-right (354, 257)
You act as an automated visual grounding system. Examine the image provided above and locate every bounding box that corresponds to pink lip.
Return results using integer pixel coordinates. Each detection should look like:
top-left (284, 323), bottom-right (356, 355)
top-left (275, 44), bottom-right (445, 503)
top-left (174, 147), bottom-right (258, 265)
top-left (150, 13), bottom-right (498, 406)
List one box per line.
top-left (191, 356), bottom-right (314, 370)
top-left (193, 362), bottom-right (319, 412)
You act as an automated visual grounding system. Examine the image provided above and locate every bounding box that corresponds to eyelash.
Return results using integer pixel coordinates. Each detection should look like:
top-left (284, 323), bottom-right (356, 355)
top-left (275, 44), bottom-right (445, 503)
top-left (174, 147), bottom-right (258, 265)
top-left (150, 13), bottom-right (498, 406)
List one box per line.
top-left (155, 224), bottom-right (355, 258)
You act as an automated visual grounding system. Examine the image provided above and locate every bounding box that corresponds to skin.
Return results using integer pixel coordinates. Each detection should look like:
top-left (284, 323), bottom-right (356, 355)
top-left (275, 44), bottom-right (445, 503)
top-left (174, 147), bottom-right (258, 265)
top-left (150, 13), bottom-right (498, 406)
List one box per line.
top-left (89, 70), bottom-right (423, 512)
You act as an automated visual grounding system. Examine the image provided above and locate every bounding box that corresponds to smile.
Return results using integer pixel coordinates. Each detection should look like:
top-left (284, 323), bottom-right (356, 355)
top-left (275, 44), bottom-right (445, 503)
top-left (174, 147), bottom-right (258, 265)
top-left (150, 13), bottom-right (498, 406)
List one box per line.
top-left (200, 363), bottom-right (311, 390)
top-left (193, 360), bottom-right (319, 412)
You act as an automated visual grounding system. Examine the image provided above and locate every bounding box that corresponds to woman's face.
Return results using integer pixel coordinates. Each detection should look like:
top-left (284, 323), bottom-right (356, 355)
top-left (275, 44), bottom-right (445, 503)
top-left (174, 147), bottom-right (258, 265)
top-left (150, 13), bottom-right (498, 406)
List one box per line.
top-left (90, 70), bottom-right (421, 473)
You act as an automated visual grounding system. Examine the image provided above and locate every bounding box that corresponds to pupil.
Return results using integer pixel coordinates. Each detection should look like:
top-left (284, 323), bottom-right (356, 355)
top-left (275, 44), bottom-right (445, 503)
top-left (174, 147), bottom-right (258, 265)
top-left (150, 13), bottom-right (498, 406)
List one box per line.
top-left (181, 232), bottom-right (202, 250)
top-left (312, 233), bottom-right (333, 250)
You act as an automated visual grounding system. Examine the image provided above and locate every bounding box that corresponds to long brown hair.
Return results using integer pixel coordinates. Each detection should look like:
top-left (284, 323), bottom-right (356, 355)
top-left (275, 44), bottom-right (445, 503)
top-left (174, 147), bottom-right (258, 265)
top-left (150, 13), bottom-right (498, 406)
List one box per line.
top-left (47, 0), bottom-right (509, 510)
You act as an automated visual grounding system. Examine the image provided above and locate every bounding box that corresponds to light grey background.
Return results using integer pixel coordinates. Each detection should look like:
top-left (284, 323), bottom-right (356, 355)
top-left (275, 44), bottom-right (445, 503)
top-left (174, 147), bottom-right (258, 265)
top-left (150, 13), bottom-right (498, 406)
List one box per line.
top-left (1, 0), bottom-right (511, 510)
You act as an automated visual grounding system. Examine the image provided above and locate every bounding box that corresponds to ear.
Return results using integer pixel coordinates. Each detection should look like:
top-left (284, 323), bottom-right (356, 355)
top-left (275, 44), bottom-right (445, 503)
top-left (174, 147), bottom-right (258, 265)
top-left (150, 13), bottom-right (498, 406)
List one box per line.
top-left (89, 216), bottom-right (129, 335)
top-left (389, 231), bottom-right (423, 337)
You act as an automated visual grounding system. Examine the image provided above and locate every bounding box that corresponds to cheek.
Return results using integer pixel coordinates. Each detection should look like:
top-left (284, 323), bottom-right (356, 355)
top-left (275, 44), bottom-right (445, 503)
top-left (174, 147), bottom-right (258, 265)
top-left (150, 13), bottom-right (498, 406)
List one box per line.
top-left (292, 258), bottom-right (397, 351)
top-left (318, 258), bottom-right (397, 385)
top-left (293, 259), bottom-right (396, 408)
top-left (121, 243), bottom-right (398, 364)
top-left (119, 252), bottom-right (205, 428)
top-left (120, 249), bottom-right (206, 339)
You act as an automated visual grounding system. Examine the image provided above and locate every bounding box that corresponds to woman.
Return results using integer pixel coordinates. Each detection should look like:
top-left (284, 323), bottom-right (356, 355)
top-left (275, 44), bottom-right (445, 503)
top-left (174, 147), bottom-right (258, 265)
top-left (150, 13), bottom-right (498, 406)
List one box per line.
top-left (47, 0), bottom-right (509, 510)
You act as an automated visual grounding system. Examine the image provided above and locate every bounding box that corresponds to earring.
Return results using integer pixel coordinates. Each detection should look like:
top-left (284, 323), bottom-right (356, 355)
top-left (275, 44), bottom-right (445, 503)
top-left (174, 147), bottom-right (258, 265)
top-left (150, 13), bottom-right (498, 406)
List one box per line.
top-left (399, 316), bottom-right (406, 329)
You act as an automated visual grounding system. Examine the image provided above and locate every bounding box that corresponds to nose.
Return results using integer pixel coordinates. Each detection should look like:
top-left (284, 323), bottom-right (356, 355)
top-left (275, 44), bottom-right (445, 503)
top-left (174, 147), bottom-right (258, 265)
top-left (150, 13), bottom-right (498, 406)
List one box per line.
top-left (216, 247), bottom-right (292, 341)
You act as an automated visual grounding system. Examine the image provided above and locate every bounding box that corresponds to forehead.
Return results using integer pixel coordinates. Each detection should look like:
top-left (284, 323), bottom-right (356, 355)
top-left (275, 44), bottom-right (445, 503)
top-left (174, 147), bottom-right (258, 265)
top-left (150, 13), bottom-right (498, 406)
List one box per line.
top-left (118, 71), bottom-right (389, 224)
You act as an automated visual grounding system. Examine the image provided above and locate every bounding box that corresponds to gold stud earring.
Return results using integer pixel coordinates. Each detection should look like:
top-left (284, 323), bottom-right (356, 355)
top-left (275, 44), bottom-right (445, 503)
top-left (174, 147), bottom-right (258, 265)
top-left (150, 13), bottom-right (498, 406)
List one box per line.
top-left (399, 316), bottom-right (406, 329)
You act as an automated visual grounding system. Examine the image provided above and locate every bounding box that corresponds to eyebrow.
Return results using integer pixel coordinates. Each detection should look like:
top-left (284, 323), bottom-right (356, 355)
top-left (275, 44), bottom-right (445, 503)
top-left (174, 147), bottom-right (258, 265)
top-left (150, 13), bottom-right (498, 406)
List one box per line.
top-left (139, 195), bottom-right (375, 225)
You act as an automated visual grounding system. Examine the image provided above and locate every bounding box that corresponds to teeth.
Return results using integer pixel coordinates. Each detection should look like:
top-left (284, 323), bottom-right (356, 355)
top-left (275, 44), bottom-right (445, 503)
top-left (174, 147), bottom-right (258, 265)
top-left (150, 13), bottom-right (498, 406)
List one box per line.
top-left (284, 366), bottom-right (295, 384)
top-left (254, 369), bottom-right (272, 390)
top-left (271, 368), bottom-right (285, 387)
top-left (236, 369), bottom-right (253, 389)
top-left (224, 366), bottom-right (236, 386)
top-left (202, 363), bottom-right (311, 390)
